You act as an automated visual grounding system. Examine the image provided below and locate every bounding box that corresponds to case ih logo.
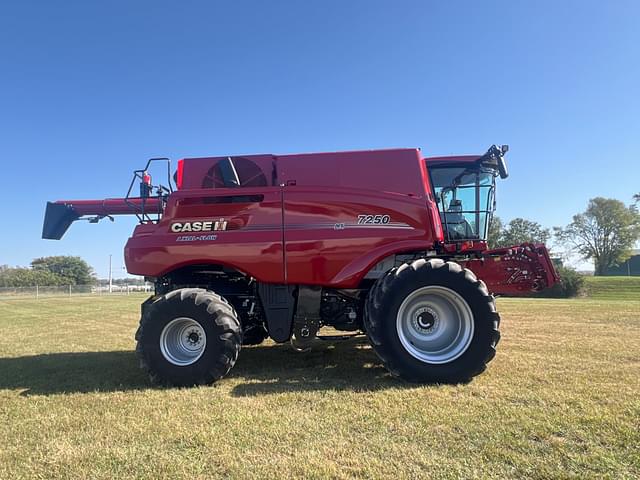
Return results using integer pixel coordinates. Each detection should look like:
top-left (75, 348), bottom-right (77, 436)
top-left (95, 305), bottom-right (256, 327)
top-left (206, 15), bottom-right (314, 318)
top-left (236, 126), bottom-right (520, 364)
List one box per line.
top-left (170, 219), bottom-right (228, 233)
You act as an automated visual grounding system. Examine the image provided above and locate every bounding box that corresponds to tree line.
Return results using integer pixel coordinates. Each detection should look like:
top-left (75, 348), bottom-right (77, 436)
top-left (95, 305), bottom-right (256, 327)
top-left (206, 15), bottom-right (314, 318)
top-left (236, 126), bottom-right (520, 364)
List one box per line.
top-left (489, 196), bottom-right (640, 276)
top-left (0, 256), bottom-right (95, 288)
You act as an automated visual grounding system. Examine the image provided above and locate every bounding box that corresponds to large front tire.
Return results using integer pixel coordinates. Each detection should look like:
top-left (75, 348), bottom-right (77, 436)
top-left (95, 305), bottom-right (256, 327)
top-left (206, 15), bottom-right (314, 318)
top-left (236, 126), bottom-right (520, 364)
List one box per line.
top-left (364, 259), bottom-right (500, 383)
top-left (135, 288), bottom-right (242, 387)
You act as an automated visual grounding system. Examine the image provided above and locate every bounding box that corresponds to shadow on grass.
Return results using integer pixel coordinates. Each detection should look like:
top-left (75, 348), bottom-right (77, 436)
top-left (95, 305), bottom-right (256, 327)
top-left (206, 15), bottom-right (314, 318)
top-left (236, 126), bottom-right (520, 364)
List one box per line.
top-left (229, 337), bottom-right (408, 397)
top-left (0, 338), bottom-right (420, 397)
top-left (0, 350), bottom-right (150, 396)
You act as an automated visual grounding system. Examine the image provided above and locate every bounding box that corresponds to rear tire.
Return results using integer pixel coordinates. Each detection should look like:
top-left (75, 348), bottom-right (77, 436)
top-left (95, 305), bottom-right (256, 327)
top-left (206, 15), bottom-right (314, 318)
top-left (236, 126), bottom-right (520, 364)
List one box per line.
top-left (364, 259), bottom-right (500, 383)
top-left (135, 288), bottom-right (242, 386)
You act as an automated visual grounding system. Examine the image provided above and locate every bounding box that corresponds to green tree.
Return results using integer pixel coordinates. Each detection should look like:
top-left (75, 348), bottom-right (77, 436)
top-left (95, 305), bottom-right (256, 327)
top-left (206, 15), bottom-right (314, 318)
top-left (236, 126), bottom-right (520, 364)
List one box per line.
top-left (501, 218), bottom-right (550, 247)
top-left (487, 216), bottom-right (504, 248)
top-left (555, 197), bottom-right (640, 276)
top-left (30, 256), bottom-right (96, 285)
top-left (488, 217), bottom-right (550, 248)
top-left (0, 267), bottom-right (65, 287)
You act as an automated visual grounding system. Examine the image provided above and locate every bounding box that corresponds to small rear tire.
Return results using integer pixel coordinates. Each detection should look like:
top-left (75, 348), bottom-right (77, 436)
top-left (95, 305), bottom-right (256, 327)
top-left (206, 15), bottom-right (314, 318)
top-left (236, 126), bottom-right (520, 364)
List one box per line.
top-left (364, 259), bottom-right (500, 383)
top-left (135, 288), bottom-right (242, 386)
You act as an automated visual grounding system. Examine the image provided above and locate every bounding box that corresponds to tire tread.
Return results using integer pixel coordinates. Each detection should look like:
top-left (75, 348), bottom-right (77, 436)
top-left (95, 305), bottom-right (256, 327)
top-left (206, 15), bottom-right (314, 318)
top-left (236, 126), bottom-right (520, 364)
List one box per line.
top-left (135, 288), bottom-right (241, 386)
top-left (364, 259), bottom-right (500, 383)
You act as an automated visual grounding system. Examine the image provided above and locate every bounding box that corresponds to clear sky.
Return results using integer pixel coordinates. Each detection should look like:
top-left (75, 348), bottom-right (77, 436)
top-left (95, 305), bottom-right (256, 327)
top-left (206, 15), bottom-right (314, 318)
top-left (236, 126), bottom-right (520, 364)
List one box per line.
top-left (1, 1), bottom-right (638, 277)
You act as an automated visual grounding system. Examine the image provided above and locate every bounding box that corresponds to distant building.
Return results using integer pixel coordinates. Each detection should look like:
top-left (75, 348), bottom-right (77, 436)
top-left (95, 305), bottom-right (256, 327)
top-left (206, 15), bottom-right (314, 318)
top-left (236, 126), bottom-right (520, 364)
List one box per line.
top-left (603, 249), bottom-right (640, 276)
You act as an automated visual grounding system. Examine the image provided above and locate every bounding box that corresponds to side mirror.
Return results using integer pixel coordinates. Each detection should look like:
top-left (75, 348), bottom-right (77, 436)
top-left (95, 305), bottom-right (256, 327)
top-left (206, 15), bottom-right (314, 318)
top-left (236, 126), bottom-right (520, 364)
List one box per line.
top-left (497, 155), bottom-right (509, 179)
top-left (477, 144), bottom-right (509, 179)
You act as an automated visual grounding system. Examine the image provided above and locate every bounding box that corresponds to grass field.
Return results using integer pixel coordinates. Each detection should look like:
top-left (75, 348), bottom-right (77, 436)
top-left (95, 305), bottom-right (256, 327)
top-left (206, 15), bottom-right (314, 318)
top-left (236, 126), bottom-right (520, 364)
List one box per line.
top-left (1, 286), bottom-right (639, 478)
top-left (583, 275), bottom-right (640, 300)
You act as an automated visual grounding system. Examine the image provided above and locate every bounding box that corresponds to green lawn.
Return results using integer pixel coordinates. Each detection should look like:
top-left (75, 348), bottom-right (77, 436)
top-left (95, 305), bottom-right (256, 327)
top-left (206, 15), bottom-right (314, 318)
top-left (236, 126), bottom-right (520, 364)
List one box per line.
top-left (0, 293), bottom-right (639, 479)
top-left (583, 275), bottom-right (640, 300)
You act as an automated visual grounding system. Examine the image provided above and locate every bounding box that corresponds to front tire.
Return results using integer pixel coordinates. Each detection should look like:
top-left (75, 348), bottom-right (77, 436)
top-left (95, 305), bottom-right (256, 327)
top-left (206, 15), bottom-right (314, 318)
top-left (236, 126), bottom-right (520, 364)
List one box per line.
top-left (364, 259), bottom-right (500, 383)
top-left (135, 288), bottom-right (242, 386)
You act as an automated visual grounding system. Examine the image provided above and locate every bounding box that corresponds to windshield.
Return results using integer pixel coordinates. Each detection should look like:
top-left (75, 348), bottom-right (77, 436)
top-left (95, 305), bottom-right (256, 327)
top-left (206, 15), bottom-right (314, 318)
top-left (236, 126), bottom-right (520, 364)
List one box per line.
top-left (429, 167), bottom-right (496, 242)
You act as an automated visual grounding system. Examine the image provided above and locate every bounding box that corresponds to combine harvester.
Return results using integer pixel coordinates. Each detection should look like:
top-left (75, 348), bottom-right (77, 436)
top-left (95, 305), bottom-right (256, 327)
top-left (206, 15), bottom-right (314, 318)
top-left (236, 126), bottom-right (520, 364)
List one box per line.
top-left (43, 146), bottom-right (558, 386)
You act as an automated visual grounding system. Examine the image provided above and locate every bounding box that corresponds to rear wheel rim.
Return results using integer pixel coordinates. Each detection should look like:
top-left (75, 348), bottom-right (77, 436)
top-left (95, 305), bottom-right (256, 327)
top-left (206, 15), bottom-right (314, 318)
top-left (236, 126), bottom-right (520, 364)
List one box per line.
top-left (396, 286), bottom-right (474, 364)
top-left (160, 317), bottom-right (207, 366)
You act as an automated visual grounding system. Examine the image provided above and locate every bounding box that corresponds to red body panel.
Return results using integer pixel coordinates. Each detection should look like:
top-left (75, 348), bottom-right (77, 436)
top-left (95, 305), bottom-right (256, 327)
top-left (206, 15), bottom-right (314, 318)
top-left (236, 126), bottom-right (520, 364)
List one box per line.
top-left (125, 187), bottom-right (286, 283)
top-left (45, 148), bottom-right (558, 294)
top-left (123, 149), bottom-right (442, 287)
top-left (282, 187), bottom-right (433, 286)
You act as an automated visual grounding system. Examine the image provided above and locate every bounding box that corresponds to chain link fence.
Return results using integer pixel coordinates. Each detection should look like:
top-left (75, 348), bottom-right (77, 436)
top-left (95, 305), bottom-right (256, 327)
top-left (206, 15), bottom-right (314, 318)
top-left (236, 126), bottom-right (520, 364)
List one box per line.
top-left (0, 284), bottom-right (153, 300)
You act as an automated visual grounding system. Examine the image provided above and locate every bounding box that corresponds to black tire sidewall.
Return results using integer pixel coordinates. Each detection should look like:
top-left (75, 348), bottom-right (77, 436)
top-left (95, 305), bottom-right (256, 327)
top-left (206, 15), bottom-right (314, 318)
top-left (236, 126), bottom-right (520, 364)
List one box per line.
top-left (139, 292), bottom-right (238, 385)
top-left (369, 264), bottom-right (496, 382)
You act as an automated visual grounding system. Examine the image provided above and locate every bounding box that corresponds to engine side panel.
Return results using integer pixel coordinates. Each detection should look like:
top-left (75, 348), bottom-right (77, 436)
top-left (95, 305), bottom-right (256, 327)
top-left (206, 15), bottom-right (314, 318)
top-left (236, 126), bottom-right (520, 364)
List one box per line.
top-left (283, 187), bottom-right (435, 286)
top-left (124, 186), bottom-right (286, 283)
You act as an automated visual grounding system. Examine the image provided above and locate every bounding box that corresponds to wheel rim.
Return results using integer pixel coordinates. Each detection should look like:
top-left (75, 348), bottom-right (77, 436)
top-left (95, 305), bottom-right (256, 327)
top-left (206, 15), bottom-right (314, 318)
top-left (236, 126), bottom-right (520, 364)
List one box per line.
top-left (160, 317), bottom-right (207, 366)
top-left (396, 286), bottom-right (474, 364)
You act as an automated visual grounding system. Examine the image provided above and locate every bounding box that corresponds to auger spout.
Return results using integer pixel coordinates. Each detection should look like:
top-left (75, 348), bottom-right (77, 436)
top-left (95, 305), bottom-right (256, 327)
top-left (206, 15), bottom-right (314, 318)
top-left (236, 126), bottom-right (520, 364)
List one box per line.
top-left (42, 197), bottom-right (161, 240)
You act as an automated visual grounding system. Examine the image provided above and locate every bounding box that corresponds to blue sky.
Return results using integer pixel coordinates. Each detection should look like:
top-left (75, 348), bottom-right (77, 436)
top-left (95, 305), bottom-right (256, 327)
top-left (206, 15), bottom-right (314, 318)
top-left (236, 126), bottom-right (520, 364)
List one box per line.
top-left (1, 1), bottom-right (638, 277)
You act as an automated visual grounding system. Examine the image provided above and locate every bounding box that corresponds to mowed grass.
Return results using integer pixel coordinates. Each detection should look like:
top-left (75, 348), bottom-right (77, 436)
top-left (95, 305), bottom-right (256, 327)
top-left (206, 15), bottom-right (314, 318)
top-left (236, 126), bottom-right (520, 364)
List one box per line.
top-left (0, 292), bottom-right (639, 479)
top-left (583, 275), bottom-right (640, 300)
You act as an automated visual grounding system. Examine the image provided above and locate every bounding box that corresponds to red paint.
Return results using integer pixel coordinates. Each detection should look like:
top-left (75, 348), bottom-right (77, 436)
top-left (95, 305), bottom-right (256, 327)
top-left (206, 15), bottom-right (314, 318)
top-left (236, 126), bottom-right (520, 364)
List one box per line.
top-left (282, 186), bottom-right (433, 286)
top-left (175, 159), bottom-right (184, 189)
top-left (45, 148), bottom-right (558, 294)
top-left (56, 197), bottom-right (162, 216)
top-left (462, 243), bottom-right (560, 295)
top-left (126, 149), bottom-right (439, 286)
top-left (125, 187), bottom-right (286, 283)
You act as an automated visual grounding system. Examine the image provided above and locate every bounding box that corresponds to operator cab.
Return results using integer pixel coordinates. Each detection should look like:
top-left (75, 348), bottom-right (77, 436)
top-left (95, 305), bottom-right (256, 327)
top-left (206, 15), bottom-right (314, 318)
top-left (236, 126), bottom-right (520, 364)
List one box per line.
top-left (426, 145), bottom-right (509, 244)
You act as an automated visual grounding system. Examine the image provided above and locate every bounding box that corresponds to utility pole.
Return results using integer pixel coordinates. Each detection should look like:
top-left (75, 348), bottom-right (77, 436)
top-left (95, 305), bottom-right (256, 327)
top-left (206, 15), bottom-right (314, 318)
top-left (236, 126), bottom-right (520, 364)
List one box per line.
top-left (108, 254), bottom-right (113, 293)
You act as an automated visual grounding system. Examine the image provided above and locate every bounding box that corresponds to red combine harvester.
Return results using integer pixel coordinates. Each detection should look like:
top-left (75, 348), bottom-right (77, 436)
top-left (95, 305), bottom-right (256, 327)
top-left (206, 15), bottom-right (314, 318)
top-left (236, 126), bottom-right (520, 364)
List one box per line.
top-left (43, 146), bottom-right (558, 386)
